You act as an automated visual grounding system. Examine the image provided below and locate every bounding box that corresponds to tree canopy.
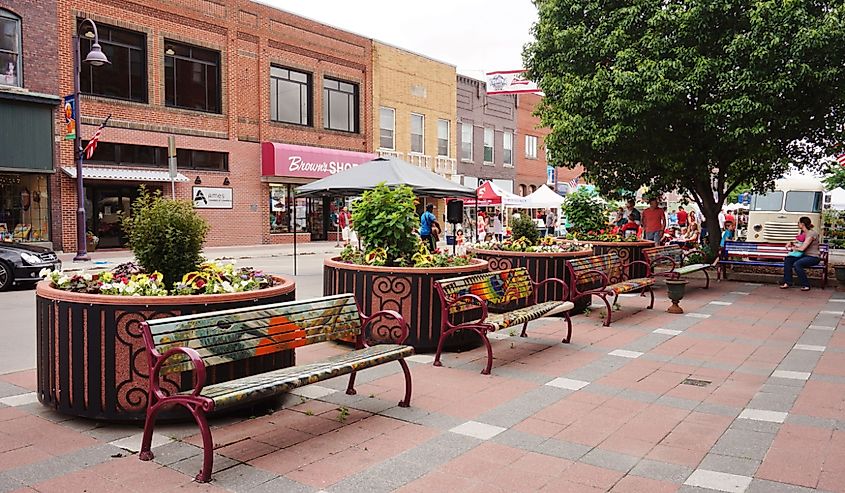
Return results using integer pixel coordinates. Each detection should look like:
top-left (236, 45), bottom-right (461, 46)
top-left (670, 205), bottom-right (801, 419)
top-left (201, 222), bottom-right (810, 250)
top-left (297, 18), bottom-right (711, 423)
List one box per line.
top-left (524, 0), bottom-right (845, 250)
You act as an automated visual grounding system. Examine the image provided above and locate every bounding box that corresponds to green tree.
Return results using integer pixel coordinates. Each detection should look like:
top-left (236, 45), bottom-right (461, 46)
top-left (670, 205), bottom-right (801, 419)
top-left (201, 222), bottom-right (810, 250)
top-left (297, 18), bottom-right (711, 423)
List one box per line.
top-left (350, 183), bottom-right (418, 266)
top-left (823, 162), bottom-right (845, 190)
top-left (524, 1), bottom-right (845, 252)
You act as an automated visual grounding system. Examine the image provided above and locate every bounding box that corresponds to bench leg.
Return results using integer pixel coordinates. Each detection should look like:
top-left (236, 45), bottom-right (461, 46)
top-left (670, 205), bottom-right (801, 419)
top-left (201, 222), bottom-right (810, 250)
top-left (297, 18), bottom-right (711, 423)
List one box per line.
top-left (600, 295), bottom-right (613, 327)
top-left (346, 371), bottom-right (357, 396)
top-left (189, 402), bottom-right (214, 483)
top-left (139, 402), bottom-right (162, 462)
top-left (480, 331), bottom-right (494, 375)
top-left (398, 359), bottom-right (412, 407)
top-left (562, 312), bottom-right (573, 344)
top-left (647, 286), bottom-right (654, 309)
top-left (520, 322), bottom-right (528, 338)
top-left (432, 327), bottom-right (449, 368)
top-left (704, 269), bottom-right (711, 289)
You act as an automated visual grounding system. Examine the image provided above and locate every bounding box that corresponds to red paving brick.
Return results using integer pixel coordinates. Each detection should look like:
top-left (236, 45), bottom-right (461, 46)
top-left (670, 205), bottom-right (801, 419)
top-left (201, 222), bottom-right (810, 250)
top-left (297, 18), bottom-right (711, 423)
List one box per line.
top-left (610, 475), bottom-right (680, 492)
top-left (757, 423), bottom-right (832, 489)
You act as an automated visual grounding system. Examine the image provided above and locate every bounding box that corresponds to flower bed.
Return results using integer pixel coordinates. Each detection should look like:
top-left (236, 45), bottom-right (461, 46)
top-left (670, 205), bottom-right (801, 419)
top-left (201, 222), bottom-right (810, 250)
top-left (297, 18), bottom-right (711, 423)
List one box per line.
top-left (475, 236), bottom-right (592, 253)
top-left (338, 243), bottom-right (473, 268)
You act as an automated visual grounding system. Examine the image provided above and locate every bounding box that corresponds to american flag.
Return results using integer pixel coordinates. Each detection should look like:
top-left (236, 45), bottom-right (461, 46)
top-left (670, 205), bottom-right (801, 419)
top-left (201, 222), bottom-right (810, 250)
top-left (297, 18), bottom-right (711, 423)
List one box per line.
top-left (837, 153), bottom-right (845, 166)
top-left (81, 114), bottom-right (111, 160)
top-left (568, 177), bottom-right (579, 188)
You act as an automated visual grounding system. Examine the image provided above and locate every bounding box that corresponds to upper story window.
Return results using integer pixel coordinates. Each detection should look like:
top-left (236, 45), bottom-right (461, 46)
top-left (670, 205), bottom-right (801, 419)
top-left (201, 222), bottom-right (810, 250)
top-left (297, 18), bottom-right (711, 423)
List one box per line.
top-left (410, 113), bottom-right (424, 154)
top-left (525, 134), bottom-right (538, 159)
top-left (483, 127), bottom-right (494, 163)
top-left (437, 119), bottom-right (449, 157)
top-left (85, 141), bottom-right (228, 171)
top-left (164, 40), bottom-right (221, 113)
top-left (460, 123), bottom-right (473, 161)
top-left (0, 10), bottom-right (21, 87)
top-left (79, 21), bottom-right (147, 102)
top-left (270, 66), bottom-right (311, 126)
top-left (323, 77), bottom-right (358, 133)
top-left (379, 107), bottom-right (395, 149)
top-left (503, 131), bottom-right (514, 165)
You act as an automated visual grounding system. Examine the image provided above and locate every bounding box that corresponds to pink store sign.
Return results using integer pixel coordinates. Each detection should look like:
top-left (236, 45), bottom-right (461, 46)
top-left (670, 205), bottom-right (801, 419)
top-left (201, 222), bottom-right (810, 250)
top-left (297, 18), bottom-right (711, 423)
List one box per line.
top-left (261, 142), bottom-right (376, 179)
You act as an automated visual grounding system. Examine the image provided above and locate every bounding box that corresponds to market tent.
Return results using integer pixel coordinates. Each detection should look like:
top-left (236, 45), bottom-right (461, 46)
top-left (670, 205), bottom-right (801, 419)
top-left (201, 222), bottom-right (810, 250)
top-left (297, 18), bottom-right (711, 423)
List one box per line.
top-left (828, 188), bottom-right (845, 210)
top-left (474, 181), bottom-right (529, 207)
top-left (523, 184), bottom-right (565, 209)
top-left (296, 156), bottom-right (476, 198)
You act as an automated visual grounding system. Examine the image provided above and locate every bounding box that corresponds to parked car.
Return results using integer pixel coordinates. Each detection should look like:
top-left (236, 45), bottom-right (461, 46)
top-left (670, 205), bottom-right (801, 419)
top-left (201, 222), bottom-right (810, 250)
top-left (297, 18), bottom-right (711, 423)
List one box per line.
top-left (0, 242), bottom-right (61, 291)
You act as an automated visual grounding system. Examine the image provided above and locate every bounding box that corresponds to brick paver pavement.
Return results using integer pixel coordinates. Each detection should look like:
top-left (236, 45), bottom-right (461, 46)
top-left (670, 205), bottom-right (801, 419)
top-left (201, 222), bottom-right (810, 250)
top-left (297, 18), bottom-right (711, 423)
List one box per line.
top-left (1, 278), bottom-right (844, 492)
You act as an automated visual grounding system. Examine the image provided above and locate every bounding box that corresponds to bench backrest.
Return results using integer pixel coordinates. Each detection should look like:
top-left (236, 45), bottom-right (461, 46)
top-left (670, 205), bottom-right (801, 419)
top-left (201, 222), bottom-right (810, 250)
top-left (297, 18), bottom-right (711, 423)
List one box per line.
top-left (143, 294), bottom-right (362, 375)
top-left (435, 268), bottom-right (533, 313)
top-left (567, 252), bottom-right (624, 290)
top-left (723, 241), bottom-right (829, 262)
top-left (642, 245), bottom-right (683, 269)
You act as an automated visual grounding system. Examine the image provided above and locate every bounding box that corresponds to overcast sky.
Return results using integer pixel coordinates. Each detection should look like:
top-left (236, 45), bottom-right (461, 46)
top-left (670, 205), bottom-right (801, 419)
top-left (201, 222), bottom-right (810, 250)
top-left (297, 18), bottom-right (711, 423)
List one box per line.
top-left (254, 0), bottom-right (538, 79)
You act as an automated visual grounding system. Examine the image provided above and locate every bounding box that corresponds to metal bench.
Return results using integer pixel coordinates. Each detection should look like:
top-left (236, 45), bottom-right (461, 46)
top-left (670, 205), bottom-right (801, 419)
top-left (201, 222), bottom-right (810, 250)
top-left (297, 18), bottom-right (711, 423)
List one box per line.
top-left (138, 294), bottom-right (414, 482)
top-left (433, 267), bottom-right (574, 375)
top-left (643, 244), bottom-right (712, 288)
top-left (566, 252), bottom-right (655, 327)
top-left (719, 241), bottom-right (829, 288)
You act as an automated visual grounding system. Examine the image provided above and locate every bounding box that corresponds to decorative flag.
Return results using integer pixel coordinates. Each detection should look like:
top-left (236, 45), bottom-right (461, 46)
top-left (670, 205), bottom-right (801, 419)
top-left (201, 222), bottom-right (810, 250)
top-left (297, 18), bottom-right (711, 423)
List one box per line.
top-left (62, 95), bottom-right (76, 140)
top-left (81, 114), bottom-right (111, 160)
top-left (568, 177), bottom-right (579, 188)
top-left (837, 153), bottom-right (845, 166)
top-left (485, 70), bottom-right (540, 95)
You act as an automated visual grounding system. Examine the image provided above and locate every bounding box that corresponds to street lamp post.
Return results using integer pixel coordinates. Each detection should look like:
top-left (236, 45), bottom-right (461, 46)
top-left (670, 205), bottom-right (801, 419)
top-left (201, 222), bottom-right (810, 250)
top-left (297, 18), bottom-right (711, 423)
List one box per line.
top-left (72, 19), bottom-right (109, 262)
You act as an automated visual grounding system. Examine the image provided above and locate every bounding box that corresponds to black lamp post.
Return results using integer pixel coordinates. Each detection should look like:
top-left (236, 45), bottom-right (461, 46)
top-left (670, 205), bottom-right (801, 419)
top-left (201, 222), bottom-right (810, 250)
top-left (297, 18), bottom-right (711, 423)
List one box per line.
top-left (72, 19), bottom-right (110, 261)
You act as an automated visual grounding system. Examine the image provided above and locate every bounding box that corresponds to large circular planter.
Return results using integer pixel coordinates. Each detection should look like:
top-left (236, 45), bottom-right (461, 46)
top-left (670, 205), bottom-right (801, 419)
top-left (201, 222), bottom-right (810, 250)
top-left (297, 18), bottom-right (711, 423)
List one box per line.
top-left (35, 276), bottom-right (296, 421)
top-left (589, 240), bottom-right (655, 280)
top-left (323, 258), bottom-right (489, 352)
top-left (470, 247), bottom-right (593, 313)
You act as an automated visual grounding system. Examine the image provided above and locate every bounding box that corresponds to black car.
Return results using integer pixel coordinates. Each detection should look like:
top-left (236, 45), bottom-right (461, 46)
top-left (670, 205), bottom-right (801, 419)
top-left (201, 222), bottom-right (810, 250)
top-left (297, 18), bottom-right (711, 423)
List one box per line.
top-left (0, 242), bottom-right (62, 291)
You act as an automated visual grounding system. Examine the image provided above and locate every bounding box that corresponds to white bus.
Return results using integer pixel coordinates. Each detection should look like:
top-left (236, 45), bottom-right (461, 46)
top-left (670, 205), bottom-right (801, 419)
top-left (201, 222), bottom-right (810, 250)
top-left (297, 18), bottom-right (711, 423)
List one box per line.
top-left (747, 176), bottom-right (824, 243)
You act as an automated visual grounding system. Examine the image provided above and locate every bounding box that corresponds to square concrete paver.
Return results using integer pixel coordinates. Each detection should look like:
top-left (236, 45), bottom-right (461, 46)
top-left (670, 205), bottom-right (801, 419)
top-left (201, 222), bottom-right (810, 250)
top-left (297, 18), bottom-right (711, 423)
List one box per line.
top-left (792, 344), bottom-right (825, 352)
top-left (807, 325), bottom-right (835, 331)
top-left (770, 371), bottom-right (811, 381)
top-left (289, 384), bottom-right (337, 399)
top-left (0, 392), bottom-right (38, 407)
top-left (545, 378), bottom-right (590, 390)
top-left (405, 354), bottom-right (435, 364)
top-left (449, 421), bottom-right (506, 440)
top-left (684, 469), bottom-right (753, 493)
top-left (608, 349), bottom-right (643, 359)
top-left (654, 329), bottom-right (683, 336)
top-left (738, 409), bottom-right (788, 424)
top-left (686, 313), bottom-right (711, 319)
top-left (109, 432), bottom-right (173, 453)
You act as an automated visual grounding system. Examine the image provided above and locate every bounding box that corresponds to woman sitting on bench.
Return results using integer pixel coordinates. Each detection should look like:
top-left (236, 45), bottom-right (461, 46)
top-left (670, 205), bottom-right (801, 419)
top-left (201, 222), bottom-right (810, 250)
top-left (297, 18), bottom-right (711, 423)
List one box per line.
top-left (781, 216), bottom-right (821, 291)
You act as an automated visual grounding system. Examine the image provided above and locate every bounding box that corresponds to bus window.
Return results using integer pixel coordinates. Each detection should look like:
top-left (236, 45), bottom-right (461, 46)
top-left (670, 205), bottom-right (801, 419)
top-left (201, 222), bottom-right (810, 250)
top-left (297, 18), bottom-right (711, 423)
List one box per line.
top-left (785, 191), bottom-right (823, 213)
top-left (751, 191), bottom-right (783, 211)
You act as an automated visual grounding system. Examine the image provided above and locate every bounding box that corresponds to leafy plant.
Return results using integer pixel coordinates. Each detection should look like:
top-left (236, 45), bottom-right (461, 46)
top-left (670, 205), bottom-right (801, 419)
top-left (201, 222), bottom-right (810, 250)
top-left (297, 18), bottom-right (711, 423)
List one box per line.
top-left (510, 214), bottom-right (540, 245)
top-left (122, 187), bottom-right (209, 288)
top-left (350, 183), bottom-right (418, 266)
top-left (562, 187), bottom-right (608, 234)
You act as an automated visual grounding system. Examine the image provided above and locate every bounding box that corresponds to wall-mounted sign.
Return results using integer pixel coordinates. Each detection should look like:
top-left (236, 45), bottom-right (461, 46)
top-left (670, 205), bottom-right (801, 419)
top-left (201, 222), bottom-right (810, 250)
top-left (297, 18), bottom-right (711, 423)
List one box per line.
top-left (261, 142), bottom-right (376, 179)
top-left (193, 187), bottom-right (232, 209)
top-left (63, 95), bottom-right (76, 140)
top-left (546, 165), bottom-right (556, 186)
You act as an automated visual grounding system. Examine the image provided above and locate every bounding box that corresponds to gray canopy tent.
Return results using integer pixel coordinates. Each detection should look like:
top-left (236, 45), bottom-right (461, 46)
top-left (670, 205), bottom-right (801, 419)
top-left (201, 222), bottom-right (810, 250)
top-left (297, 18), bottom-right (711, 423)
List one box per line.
top-left (290, 157), bottom-right (476, 273)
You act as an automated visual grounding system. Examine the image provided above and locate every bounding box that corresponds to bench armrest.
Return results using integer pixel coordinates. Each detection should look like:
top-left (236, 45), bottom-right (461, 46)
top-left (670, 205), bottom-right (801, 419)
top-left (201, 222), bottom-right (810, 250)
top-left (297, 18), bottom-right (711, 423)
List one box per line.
top-left (574, 269), bottom-right (610, 293)
top-left (621, 260), bottom-right (652, 279)
top-left (649, 255), bottom-right (678, 271)
top-left (150, 347), bottom-right (207, 400)
top-left (359, 309), bottom-right (410, 347)
top-left (531, 277), bottom-right (570, 303)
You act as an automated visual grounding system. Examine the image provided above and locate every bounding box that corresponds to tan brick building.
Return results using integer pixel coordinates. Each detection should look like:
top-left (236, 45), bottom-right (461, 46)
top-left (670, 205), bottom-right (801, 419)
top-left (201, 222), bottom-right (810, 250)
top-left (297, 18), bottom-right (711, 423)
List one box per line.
top-left (54, 0), bottom-right (375, 251)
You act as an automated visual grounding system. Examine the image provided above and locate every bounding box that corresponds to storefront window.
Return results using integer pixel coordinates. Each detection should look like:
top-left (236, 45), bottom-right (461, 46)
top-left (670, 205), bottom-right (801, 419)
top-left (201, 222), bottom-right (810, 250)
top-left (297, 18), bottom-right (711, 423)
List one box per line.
top-left (269, 184), bottom-right (305, 234)
top-left (0, 174), bottom-right (50, 242)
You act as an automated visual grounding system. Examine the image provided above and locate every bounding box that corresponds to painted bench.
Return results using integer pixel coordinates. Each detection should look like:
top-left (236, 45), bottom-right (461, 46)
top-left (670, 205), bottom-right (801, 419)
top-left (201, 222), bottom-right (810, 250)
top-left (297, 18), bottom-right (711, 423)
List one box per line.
top-left (566, 252), bottom-right (655, 327)
top-left (138, 294), bottom-right (414, 482)
top-left (643, 244), bottom-right (712, 288)
top-left (433, 267), bottom-right (574, 375)
top-left (719, 241), bottom-right (829, 288)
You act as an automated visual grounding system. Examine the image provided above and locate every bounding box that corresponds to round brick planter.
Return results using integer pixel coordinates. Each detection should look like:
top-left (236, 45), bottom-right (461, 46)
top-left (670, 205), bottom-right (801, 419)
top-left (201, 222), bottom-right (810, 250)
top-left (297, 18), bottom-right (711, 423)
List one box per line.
top-left (323, 258), bottom-right (489, 353)
top-left (469, 247), bottom-right (594, 313)
top-left (35, 276), bottom-right (296, 421)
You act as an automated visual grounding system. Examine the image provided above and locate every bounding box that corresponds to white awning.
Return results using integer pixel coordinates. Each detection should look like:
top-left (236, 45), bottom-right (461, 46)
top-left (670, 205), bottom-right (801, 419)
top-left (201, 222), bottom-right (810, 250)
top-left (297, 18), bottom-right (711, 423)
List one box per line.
top-left (62, 166), bottom-right (190, 182)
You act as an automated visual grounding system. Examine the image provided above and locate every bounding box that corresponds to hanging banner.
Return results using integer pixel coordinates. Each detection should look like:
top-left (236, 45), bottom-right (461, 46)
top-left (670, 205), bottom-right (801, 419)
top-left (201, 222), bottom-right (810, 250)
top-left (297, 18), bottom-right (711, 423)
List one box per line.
top-left (485, 70), bottom-right (540, 95)
top-left (63, 95), bottom-right (76, 140)
top-left (546, 165), bottom-right (556, 186)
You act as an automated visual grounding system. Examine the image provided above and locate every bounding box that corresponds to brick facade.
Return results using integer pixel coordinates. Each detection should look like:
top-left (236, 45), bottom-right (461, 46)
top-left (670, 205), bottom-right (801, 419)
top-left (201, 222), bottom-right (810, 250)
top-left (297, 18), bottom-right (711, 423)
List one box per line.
top-left (515, 93), bottom-right (548, 196)
top-left (455, 75), bottom-right (516, 192)
top-left (54, 0), bottom-right (373, 251)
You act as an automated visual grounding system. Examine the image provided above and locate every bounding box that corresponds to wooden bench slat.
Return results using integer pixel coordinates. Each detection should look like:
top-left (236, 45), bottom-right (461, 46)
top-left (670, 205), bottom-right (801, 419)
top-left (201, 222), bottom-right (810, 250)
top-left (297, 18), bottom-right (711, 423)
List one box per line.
top-left (436, 267), bottom-right (534, 313)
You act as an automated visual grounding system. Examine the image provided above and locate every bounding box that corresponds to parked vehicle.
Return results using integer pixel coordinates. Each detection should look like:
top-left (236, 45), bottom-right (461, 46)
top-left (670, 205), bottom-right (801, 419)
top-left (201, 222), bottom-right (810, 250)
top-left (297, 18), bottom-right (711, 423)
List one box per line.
top-left (0, 242), bottom-right (61, 291)
top-left (747, 176), bottom-right (824, 243)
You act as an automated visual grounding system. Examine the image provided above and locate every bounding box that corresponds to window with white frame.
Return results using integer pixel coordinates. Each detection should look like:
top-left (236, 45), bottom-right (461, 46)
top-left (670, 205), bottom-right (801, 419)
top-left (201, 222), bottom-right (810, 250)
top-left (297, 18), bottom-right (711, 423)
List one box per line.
top-left (525, 135), bottom-right (538, 159)
top-left (1, 10), bottom-right (22, 87)
top-left (503, 131), bottom-right (514, 165)
top-left (379, 107), bottom-right (395, 149)
top-left (410, 113), bottom-right (424, 154)
top-left (437, 119), bottom-right (449, 157)
top-left (483, 127), bottom-right (494, 163)
top-left (460, 123), bottom-right (473, 161)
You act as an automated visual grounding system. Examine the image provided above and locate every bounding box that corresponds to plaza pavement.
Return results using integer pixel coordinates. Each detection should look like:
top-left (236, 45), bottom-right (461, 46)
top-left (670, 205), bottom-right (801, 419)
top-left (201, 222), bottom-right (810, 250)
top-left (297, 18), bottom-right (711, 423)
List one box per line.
top-left (1, 277), bottom-right (845, 492)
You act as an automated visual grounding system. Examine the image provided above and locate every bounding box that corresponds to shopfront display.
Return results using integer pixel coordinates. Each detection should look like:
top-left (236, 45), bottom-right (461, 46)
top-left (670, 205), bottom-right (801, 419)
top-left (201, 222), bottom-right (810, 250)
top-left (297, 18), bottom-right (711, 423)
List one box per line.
top-left (269, 183), bottom-right (338, 241)
top-left (0, 174), bottom-right (50, 243)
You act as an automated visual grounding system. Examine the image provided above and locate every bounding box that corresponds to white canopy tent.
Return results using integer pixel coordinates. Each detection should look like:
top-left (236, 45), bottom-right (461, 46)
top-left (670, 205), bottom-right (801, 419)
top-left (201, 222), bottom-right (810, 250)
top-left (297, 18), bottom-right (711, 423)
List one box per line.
top-left (827, 188), bottom-right (845, 210)
top-left (523, 184), bottom-right (566, 209)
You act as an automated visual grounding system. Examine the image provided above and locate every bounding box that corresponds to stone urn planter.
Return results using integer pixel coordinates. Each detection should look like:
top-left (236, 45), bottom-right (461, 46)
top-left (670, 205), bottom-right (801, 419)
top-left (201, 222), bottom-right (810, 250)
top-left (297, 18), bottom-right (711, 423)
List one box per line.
top-left (834, 265), bottom-right (845, 291)
top-left (588, 240), bottom-right (655, 279)
top-left (469, 247), bottom-right (594, 313)
top-left (35, 276), bottom-right (296, 421)
top-left (323, 257), bottom-right (489, 352)
top-left (665, 279), bottom-right (689, 314)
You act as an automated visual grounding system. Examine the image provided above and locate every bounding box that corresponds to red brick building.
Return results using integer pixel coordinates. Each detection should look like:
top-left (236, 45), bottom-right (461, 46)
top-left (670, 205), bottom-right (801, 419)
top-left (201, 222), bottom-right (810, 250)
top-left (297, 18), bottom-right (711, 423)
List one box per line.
top-left (515, 93), bottom-right (548, 196)
top-left (55, 0), bottom-right (374, 251)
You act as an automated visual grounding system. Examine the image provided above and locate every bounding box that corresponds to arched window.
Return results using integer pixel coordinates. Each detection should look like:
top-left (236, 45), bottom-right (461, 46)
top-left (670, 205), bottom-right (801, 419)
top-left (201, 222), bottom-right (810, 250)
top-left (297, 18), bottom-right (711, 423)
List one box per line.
top-left (529, 185), bottom-right (537, 193)
top-left (0, 9), bottom-right (22, 87)
top-left (519, 184), bottom-right (527, 196)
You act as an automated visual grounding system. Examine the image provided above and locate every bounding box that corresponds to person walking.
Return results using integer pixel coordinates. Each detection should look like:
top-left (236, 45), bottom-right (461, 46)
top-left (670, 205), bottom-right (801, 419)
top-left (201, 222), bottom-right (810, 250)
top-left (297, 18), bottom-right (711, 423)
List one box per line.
top-left (641, 198), bottom-right (666, 245)
top-left (781, 216), bottom-right (822, 291)
top-left (419, 204), bottom-right (438, 251)
top-left (493, 213), bottom-right (504, 242)
top-left (338, 206), bottom-right (351, 245)
top-left (545, 209), bottom-right (557, 236)
top-left (676, 206), bottom-right (688, 229)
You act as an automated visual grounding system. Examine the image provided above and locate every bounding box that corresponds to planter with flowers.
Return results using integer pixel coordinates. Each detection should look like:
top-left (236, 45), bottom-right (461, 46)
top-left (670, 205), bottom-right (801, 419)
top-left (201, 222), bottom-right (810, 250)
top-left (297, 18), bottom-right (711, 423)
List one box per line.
top-left (323, 184), bottom-right (488, 352)
top-left (470, 215), bottom-right (594, 313)
top-left (36, 188), bottom-right (295, 421)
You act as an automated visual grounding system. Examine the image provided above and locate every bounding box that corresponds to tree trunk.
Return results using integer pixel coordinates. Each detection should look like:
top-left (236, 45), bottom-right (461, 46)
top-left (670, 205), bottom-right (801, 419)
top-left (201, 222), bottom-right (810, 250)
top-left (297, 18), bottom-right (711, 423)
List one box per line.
top-left (690, 179), bottom-right (723, 260)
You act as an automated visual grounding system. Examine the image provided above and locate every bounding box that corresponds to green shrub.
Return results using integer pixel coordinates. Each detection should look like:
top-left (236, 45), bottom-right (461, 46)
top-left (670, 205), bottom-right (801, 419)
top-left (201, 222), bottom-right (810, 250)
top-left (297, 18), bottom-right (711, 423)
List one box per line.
top-left (562, 187), bottom-right (608, 233)
top-left (350, 183), bottom-right (418, 266)
top-left (122, 187), bottom-right (209, 288)
top-left (510, 214), bottom-right (540, 245)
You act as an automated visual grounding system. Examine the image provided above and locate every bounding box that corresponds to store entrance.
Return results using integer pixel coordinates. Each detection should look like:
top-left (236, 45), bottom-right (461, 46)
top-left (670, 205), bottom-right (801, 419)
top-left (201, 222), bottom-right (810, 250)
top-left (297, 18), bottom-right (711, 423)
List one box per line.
top-left (84, 185), bottom-right (147, 248)
top-left (307, 197), bottom-right (328, 241)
